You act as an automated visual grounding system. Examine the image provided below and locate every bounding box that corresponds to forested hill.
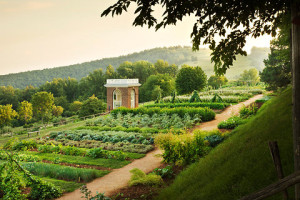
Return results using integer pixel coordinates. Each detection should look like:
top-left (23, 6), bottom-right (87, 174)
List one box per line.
top-left (0, 46), bottom-right (269, 88)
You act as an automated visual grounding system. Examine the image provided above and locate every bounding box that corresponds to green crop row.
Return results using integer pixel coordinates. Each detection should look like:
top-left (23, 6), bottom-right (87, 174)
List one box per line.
top-left (22, 162), bottom-right (109, 182)
top-left (144, 102), bottom-right (230, 109)
top-left (37, 138), bottom-right (154, 154)
top-left (91, 113), bottom-right (197, 130)
top-left (111, 107), bottom-right (215, 122)
top-left (76, 126), bottom-right (182, 134)
top-left (49, 130), bottom-right (154, 145)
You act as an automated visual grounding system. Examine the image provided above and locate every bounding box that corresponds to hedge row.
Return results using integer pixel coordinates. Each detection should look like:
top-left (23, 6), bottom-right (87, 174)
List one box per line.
top-left (76, 126), bottom-right (182, 134)
top-left (111, 107), bottom-right (216, 122)
top-left (145, 102), bottom-right (230, 110)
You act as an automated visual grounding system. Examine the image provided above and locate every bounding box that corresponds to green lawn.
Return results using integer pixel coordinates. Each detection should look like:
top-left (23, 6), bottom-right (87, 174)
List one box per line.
top-left (158, 87), bottom-right (293, 200)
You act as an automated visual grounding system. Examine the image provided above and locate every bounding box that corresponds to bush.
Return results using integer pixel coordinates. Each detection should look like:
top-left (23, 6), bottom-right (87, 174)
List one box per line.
top-left (204, 135), bottom-right (224, 147)
top-left (155, 132), bottom-right (210, 165)
top-left (3, 139), bottom-right (38, 151)
top-left (86, 148), bottom-right (107, 159)
top-left (152, 165), bottom-right (174, 178)
top-left (239, 104), bottom-right (258, 119)
top-left (129, 168), bottom-right (163, 186)
top-left (217, 116), bottom-right (247, 129)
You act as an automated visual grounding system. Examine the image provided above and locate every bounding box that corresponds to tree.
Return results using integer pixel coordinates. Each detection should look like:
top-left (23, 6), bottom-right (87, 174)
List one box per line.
top-left (31, 92), bottom-right (54, 125)
top-left (117, 61), bottom-right (134, 78)
top-left (0, 104), bottom-right (17, 127)
top-left (175, 65), bottom-right (207, 95)
top-left (105, 65), bottom-right (118, 79)
top-left (79, 95), bottom-right (106, 117)
top-left (102, 1), bottom-right (300, 197)
top-left (260, 22), bottom-right (292, 90)
top-left (238, 68), bottom-right (260, 86)
top-left (18, 101), bottom-right (33, 125)
top-left (79, 69), bottom-right (106, 100)
top-left (69, 101), bottom-right (83, 115)
top-left (52, 106), bottom-right (64, 117)
top-left (208, 75), bottom-right (228, 89)
top-left (139, 74), bottom-right (175, 102)
top-left (0, 86), bottom-right (19, 109)
top-left (132, 60), bottom-right (156, 84)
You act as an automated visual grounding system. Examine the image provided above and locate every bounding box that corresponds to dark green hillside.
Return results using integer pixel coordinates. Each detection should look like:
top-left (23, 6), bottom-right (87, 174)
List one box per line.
top-left (0, 46), bottom-right (269, 89)
top-left (158, 87), bottom-right (293, 200)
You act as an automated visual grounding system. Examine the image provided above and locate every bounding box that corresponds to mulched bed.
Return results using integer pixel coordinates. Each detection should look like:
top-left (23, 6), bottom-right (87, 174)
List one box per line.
top-left (110, 164), bottom-right (184, 200)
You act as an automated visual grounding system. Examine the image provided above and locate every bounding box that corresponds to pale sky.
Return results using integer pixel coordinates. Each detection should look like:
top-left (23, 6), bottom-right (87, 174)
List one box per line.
top-left (0, 0), bottom-right (273, 75)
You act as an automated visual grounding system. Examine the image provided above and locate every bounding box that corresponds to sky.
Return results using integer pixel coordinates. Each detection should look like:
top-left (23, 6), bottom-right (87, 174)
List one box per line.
top-left (0, 0), bottom-right (273, 75)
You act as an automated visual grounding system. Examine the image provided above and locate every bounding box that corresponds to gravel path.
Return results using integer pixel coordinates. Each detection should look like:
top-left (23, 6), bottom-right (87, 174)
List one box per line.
top-left (57, 94), bottom-right (263, 200)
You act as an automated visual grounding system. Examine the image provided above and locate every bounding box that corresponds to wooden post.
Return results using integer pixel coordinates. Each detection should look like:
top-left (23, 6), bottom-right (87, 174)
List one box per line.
top-left (291, 1), bottom-right (300, 199)
top-left (268, 141), bottom-right (289, 199)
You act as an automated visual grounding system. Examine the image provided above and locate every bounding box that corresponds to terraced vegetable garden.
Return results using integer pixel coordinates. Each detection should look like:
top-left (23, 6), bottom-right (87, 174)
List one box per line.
top-left (0, 87), bottom-right (265, 198)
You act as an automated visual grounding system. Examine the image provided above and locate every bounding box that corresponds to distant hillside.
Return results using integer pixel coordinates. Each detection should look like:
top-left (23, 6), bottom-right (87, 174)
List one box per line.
top-left (0, 46), bottom-right (269, 88)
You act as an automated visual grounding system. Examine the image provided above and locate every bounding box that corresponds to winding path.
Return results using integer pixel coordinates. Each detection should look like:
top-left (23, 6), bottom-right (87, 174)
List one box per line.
top-left (57, 94), bottom-right (263, 200)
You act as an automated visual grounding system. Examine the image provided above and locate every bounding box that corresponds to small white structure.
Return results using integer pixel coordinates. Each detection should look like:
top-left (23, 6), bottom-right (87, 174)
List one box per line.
top-left (104, 79), bottom-right (141, 110)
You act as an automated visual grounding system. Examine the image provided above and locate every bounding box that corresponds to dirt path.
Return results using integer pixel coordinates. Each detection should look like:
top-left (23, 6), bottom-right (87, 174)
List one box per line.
top-left (190, 94), bottom-right (263, 132)
top-left (57, 94), bottom-right (263, 200)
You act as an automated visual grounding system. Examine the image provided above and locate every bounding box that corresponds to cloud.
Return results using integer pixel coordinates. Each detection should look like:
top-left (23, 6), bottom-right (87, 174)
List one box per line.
top-left (0, 1), bottom-right (54, 13)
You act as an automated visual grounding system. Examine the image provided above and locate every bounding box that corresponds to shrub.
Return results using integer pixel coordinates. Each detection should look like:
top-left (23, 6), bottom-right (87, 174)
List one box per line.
top-left (129, 168), bottom-right (163, 186)
top-left (189, 90), bottom-right (201, 102)
top-left (204, 135), bottom-right (224, 147)
top-left (155, 133), bottom-right (210, 165)
top-left (217, 116), bottom-right (247, 129)
top-left (152, 165), bottom-right (174, 178)
top-left (239, 104), bottom-right (258, 119)
top-left (87, 148), bottom-right (107, 159)
top-left (3, 139), bottom-right (38, 151)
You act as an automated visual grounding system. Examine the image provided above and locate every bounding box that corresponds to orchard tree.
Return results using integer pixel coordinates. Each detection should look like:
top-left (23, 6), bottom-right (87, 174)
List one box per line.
top-left (102, 0), bottom-right (300, 197)
top-left (0, 104), bottom-right (17, 127)
top-left (18, 101), bottom-right (33, 125)
top-left (52, 106), bottom-right (64, 117)
top-left (139, 74), bottom-right (175, 102)
top-left (208, 75), bottom-right (228, 89)
top-left (31, 91), bottom-right (54, 125)
top-left (238, 68), bottom-right (260, 86)
top-left (79, 95), bottom-right (106, 117)
top-left (175, 65), bottom-right (207, 94)
top-left (69, 101), bottom-right (83, 115)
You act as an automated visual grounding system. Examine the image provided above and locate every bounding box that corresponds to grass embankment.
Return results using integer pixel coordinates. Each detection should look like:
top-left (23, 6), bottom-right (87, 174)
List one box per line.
top-left (158, 87), bottom-right (293, 200)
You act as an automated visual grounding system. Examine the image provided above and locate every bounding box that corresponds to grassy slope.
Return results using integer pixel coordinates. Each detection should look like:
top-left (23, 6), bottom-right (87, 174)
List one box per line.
top-left (158, 87), bottom-right (293, 200)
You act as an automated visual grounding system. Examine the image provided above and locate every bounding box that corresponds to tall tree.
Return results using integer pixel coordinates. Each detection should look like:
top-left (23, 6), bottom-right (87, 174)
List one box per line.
top-left (238, 68), bottom-right (260, 86)
top-left (260, 21), bottom-right (292, 90)
top-left (175, 65), bottom-right (207, 95)
top-left (18, 101), bottom-right (33, 125)
top-left (0, 104), bottom-right (17, 127)
top-left (208, 75), bottom-right (228, 89)
top-left (31, 92), bottom-right (54, 125)
top-left (139, 74), bottom-right (175, 102)
top-left (102, 0), bottom-right (300, 197)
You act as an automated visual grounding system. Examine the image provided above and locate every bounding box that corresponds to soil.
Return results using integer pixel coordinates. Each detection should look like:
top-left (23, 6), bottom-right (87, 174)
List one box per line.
top-left (57, 94), bottom-right (263, 200)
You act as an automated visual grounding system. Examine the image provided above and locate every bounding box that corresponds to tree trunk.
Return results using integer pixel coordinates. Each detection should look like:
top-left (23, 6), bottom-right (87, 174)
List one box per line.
top-left (292, 1), bottom-right (300, 199)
